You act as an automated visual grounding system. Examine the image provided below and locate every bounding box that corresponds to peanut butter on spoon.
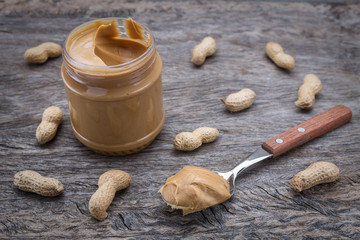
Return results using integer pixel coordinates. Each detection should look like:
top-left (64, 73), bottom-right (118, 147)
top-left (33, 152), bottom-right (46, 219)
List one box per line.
top-left (159, 166), bottom-right (231, 215)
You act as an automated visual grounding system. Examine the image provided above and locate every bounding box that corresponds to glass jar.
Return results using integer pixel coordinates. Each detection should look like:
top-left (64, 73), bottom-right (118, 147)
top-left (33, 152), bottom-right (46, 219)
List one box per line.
top-left (61, 18), bottom-right (164, 155)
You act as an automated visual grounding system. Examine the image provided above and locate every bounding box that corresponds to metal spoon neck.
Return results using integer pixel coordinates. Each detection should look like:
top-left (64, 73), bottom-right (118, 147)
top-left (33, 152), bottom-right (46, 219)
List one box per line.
top-left (218, 147), bottom-right (273, 181)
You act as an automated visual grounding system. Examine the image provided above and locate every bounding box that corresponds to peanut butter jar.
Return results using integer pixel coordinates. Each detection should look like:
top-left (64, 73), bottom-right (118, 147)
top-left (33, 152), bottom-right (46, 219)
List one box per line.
top-left (61, 18), bottom-right (164, 155)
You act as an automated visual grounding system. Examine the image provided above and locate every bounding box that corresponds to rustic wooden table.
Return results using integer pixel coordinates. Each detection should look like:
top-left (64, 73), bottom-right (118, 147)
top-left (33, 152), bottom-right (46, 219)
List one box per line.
top-left (1, 0), bottom-right (359, 239)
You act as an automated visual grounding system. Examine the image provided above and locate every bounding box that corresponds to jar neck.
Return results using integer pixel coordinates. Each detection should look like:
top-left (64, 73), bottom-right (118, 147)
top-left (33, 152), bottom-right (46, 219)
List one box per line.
top-left (62, 19), bottom-right (157, 87)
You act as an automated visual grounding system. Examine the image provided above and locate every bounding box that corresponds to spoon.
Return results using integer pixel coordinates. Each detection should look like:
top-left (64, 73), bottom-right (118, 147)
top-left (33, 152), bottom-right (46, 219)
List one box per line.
top-left (161, 105), bottom-right (352, 212)
top-left (217, 105), bottom-right (352, 196)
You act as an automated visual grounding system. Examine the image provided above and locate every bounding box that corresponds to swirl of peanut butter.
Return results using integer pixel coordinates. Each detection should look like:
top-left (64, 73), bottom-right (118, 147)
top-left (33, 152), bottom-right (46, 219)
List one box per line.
top-left (68, 18), bottom-right (149, 66)
top-left (159, 166), bottom-right (231, 215)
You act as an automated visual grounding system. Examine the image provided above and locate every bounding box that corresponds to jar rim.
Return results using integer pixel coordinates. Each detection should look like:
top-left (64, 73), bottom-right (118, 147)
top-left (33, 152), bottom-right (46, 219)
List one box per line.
top-left (62, 17), bottom-right (155, 72)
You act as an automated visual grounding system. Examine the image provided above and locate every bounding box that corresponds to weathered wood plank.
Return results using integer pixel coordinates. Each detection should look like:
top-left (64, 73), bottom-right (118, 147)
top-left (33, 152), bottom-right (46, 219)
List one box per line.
top-left (0, 1), bottom-right (359, 239)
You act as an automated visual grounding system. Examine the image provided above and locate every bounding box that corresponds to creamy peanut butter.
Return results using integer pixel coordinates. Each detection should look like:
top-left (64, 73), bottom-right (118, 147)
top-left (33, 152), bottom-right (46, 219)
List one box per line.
top-left (62, 18), bottom-right (164, 155)
top-left (159, 166), bottom-right (231, 215)
top-left (68, 18), bottom-right (149, 66)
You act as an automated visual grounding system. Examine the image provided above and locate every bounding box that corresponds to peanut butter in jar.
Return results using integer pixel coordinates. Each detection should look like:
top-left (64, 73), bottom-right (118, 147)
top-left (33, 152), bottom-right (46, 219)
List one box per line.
top-left (61, 18), bottom-right (164, 155)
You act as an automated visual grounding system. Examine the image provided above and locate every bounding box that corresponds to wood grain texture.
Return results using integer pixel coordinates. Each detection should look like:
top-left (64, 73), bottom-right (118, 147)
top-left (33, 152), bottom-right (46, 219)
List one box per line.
top-left (262, 105), bottom-right (353, 157)
top-left (0, 0), bottom-right (359, 239)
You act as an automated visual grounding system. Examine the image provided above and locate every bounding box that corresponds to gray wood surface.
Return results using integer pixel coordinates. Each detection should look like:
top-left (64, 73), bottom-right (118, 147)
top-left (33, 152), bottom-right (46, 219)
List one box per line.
top-left (0, 0), bottom-right (359, 239)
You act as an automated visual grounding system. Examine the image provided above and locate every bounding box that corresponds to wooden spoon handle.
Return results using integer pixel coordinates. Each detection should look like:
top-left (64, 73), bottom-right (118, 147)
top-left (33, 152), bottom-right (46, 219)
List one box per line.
top-left (262, 105), bottom-right (352, 158)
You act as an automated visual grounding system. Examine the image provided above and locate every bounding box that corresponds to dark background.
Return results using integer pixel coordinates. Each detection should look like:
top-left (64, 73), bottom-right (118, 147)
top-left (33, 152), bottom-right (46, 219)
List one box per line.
top-left (0, 0), bottom-right (359, 239)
